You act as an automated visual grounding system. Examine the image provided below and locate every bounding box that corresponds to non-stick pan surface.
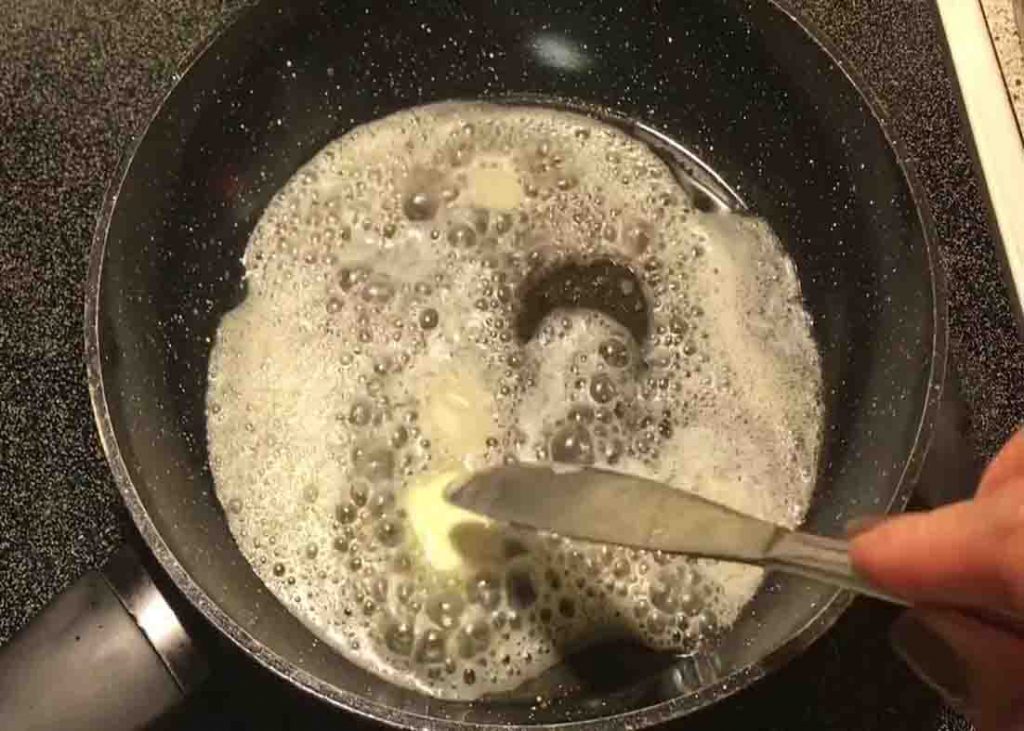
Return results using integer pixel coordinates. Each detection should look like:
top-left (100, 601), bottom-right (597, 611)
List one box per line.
top-left (87, 0), bottom-right (945, 727)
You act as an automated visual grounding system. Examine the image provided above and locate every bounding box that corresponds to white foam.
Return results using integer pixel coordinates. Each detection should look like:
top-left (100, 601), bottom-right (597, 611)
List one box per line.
top-left (206, 102), bottom-right (823, 699)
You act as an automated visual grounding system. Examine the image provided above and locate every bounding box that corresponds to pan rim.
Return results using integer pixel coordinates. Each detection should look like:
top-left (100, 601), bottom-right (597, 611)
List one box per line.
top-left (83, 1), bottom-right (948, 727)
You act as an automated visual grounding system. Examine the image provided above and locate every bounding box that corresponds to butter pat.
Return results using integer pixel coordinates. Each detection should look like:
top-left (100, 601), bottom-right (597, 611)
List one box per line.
top-left (463, 157), bottom-right (524, 210)
top-left (416, 366), bottom-right (497, 462)
top-left (402, 467), bottom-right (500, 574)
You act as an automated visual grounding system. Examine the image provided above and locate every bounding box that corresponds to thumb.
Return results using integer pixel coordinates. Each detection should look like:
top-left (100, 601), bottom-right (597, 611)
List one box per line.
top-left (892, 608), bottom-right (1024, 731)
top-left (849, 485), bottom-right (1024, 615)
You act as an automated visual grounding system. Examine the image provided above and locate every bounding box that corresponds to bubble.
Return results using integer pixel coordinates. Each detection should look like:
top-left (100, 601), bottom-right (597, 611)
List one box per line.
top-left (272, 562), bottom-right (286, 577)
top-left (348, 400), bottom-right (373, 426)
top-left (506, 568), bottom-right (537, 609)
top-left (349, 483), bottom-right (369, 506)
top-left (370, 577), bottom-right (389, 602)
top-left (598, 338), bottom-right (630, 367)
top-left (383, 620), bottom-right (416, 656)
top-left (416, 629), bottom-right (449, 664)
top-left (567, 404), bottom-right (594, 423)
top-left (390, 425), bottom-right (409, 448)
top-left (601, 439), bottom-right (623, 464)
top-left (449, 143), bottom-right (473, 167)
top-left (227, 497), bottom-right (243, 514)
top-left (466, 572), bottom-right (502, 609)
top-left (618, 222), bottom-right (651, 253)
top-left (338, 267), bottom-right (366, 291)
top-left (447, 224), bottom-right (477, 248)
top-left (336, 504), bottom-right (358, 524)
top-left (426, 591), bottom-right (465, 629)
top-left (632, 434), bottom-right (652, 455)
top-left (403, 190), bottom-right (438, 221)
top-left (633, 598), bottom-right (651, 619)
top-left (376, 520), bottom-right (404, 547)
top-left (362, 276), bottom-right (395, 304)
top-left (352, 444), bottom-right (395, 482)
top-left (456, 620), bottom-right (492, 658)
top-left (649, 583), bottom-right (681, 614)
top-left (419, 308), bottom-right (439, 330)
top-left (689, 610), bottom-right (718, 638)
top-left (549, 424), bottom-right (594, 465)
top-left (396, 581), bottom-right (417, 606)
top-left (647, 612), bottom-right (669, 634)
top-left (589, 374), bottom-right (616, 404)
top-left (676, 588), bottom-right (703, 614)
top-left (471, 209), bottom-right (490, 233)
top-left (506, 609), bottom-right (523, 630)
top-left (368, 491), bottom-right (395, 517)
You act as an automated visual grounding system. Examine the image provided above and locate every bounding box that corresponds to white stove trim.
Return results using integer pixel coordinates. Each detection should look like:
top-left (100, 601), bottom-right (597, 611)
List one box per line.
top-left (937, 0), bottom-right (1024, 322)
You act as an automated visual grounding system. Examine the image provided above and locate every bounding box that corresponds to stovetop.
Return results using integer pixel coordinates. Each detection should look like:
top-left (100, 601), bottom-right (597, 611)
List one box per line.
top-left (2, 1), bottom-right (1021, 729)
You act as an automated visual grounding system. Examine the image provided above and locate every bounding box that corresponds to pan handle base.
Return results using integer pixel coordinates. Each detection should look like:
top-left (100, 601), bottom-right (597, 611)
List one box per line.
top-left (0, 546), bottom-right (206, 730)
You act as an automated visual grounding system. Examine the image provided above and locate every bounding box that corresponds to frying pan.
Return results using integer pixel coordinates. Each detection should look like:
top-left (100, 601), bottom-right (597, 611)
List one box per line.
top-left (0, 0), bottom-right (946, 728)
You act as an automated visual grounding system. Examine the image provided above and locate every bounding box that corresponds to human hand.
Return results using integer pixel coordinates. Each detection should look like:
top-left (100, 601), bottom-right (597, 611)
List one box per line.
top-left (851, 430), bottom-right (1024, 731)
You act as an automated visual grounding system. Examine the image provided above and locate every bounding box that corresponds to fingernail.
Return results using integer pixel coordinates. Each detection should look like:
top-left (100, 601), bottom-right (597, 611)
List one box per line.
top-left (890, 613), bottom-right (970, 709)
top-left (845, 515), bottom-right (890, 538)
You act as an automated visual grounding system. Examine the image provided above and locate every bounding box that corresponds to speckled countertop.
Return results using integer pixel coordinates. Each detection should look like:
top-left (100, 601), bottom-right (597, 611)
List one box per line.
top-left (1, 1), bottom-right (1021, 729)
top-left (983, 0), bottom-right (1024, 128)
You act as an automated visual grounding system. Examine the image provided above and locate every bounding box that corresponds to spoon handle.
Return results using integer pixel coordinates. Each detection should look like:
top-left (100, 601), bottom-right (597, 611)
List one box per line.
top-left (764, 531), bottom-right (908, 606)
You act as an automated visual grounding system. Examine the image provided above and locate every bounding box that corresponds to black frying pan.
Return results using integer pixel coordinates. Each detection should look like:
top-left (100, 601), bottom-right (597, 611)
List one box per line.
top-left (0, 1), bottom-right (945, 728)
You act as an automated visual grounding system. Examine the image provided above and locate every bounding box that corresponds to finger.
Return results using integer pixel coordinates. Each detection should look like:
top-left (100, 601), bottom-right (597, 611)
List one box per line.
top-left (979, 428), bottom-right (1024, 498)
top-left (892, 608), bottom-right (1024, 731)
top-left (850, 488), bottom-right (1024, 615)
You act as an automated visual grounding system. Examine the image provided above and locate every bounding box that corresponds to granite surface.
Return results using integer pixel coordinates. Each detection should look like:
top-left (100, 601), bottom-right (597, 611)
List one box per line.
top-left (983, 0), bottom-right (1024, 128)
top-left (1, 0), bottom-right (1021, 728)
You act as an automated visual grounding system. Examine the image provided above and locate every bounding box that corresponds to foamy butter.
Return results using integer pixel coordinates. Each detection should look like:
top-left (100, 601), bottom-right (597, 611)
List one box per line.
top-left (206, 102), bottom-right (823, 699)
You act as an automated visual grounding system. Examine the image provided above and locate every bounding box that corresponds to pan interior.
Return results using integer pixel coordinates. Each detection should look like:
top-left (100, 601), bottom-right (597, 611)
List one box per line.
top-left (92, 0), bottom-right (941, 726)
